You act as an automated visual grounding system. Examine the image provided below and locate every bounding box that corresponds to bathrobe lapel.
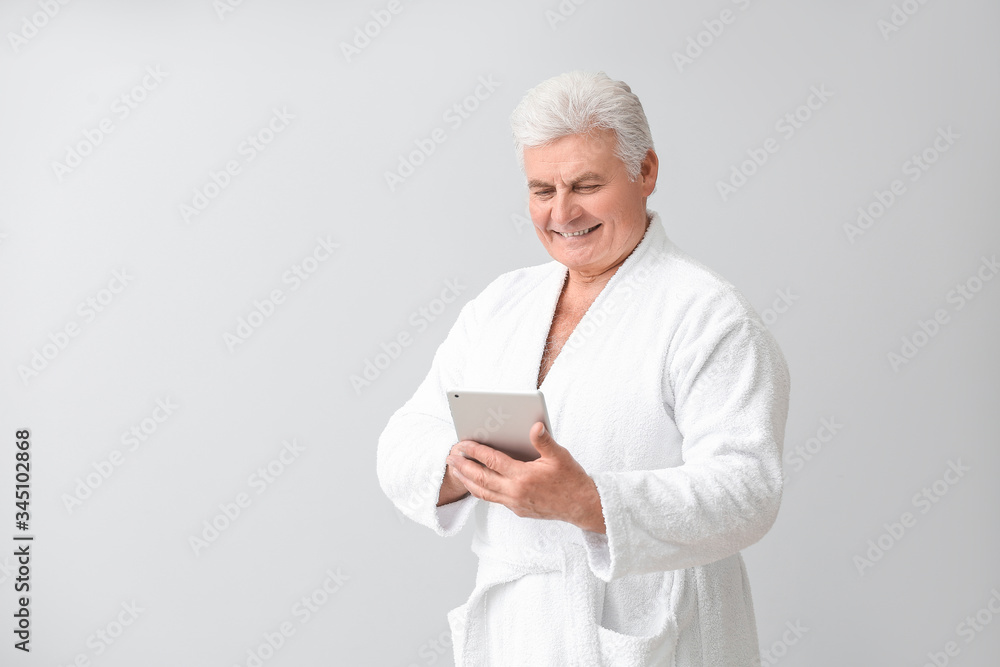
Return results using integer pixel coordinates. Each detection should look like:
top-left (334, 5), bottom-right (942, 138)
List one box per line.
top-left (461, 219), bottom-right (669, 476)
top-left (478, 221), bottom-right (660, 387)
top-left (462, 263), bottom-right (566, 390)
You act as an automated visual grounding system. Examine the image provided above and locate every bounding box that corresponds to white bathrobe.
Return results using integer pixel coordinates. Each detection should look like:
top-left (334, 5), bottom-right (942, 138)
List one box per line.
top-left (377, 212), bottom-right (791, 666)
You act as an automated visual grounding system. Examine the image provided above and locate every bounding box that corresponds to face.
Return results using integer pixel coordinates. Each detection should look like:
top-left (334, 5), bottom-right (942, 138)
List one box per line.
top-left (523, 128), bottom-right (657, 280)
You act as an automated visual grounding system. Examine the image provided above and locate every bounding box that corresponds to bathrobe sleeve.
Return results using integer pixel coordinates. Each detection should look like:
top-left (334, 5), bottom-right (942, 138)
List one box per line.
top-left (581, 315), bottom-right (790, 580)
top-left (376, 299), bottom-right (481, 537)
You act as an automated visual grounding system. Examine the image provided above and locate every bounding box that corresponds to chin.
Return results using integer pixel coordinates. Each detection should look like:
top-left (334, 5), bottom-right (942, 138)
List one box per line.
top-left (554, 249), bottom-right (598, 270)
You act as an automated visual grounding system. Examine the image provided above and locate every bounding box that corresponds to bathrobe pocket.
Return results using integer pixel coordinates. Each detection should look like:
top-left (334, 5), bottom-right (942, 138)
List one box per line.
top-left (593, 570), bottom-right (680, 666)
top-left (445, 561), bottom-right (558, 667)
top-left (446, 598), bottom-right (472, 666)
top-left (595, 621), bottom-right (678, 666)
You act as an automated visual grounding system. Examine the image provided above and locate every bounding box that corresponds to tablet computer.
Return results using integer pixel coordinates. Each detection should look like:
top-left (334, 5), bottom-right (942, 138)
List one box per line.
top-left (446, 389), bottom-right (552, 462)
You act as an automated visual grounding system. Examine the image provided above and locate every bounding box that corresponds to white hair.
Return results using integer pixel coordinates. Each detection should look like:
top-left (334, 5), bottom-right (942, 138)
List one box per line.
top-left (509, 71), bottom-right (655, 180)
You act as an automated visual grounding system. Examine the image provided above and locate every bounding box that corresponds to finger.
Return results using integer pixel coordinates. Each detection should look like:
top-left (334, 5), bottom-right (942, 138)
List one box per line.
top-left (450, 461), bottom-right (504, 505)
top-left (446, 455), bottom-right (481, 483)
top-left (449, 452), bottom-right (495, 486)
top-left (459, 440), bottom-right (514, 473)
top-left (529, 421), bottom-right (559, 456)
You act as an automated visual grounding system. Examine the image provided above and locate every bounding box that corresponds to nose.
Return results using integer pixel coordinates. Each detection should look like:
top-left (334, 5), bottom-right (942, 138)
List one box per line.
top-left (549, 190), bottom-right (580, 226)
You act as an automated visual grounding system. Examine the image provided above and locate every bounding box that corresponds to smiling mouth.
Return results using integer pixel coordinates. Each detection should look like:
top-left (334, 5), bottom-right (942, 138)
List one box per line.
top-left (556, 224), bottom-right (601, 238)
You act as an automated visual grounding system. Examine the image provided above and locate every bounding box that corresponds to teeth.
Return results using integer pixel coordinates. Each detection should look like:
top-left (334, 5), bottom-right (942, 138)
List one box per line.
top-left (558, 225), bottom-right (598, 237)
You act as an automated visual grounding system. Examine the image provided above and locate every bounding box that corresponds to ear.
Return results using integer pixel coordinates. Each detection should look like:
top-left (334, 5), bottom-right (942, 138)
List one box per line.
top-left (639, 149), bottom-right (658, 197)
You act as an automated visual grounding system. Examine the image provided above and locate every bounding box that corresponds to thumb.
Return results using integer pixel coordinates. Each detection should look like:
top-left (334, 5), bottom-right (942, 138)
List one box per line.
top-left (530, 421), bottom-right (558, 455)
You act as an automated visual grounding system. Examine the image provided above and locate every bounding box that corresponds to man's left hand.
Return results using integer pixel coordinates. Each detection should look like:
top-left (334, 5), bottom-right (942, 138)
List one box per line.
top-left (445, 421), bottom-right (606, 534)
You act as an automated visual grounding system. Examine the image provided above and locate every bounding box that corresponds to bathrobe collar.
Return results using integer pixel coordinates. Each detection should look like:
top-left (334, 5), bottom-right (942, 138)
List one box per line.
top-left (526, 209), bottom-right (668, 392)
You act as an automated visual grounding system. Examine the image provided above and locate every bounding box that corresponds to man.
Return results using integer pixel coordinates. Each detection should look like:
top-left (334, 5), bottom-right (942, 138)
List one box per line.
top-left (377, 71), bottom-right (791, 666)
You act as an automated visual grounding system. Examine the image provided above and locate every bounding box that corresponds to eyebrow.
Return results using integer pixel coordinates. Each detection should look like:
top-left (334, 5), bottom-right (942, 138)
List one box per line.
top-left (527, 172), bottom-right (604, 189)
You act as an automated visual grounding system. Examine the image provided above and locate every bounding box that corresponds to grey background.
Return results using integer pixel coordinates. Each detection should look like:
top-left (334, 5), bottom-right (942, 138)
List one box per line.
top-left (1, 0), bottom-right (998, 665)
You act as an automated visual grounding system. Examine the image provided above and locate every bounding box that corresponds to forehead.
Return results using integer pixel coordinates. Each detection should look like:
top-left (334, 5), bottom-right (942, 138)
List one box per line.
top-left (523, 129), bottom-right (620, 182)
